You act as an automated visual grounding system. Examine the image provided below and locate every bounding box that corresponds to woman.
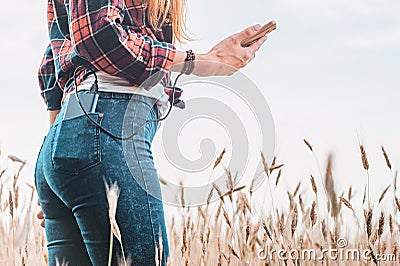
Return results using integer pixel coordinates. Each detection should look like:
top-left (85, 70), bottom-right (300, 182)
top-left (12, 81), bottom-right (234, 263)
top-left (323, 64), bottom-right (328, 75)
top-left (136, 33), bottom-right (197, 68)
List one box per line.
top-left (35, 0), bottom-right (266, 265)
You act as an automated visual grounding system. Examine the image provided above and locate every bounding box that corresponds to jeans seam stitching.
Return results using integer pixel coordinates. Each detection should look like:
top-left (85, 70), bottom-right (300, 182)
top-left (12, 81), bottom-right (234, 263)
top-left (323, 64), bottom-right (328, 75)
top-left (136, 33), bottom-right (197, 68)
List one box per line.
top-left (130, 108), bottom-right (158, 252)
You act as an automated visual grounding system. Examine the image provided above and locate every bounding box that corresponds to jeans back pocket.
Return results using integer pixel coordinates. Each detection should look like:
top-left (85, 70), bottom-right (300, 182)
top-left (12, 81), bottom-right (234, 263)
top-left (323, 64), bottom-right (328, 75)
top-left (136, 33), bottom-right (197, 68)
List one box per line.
top-left (51, 113), bottom-right (103, 175)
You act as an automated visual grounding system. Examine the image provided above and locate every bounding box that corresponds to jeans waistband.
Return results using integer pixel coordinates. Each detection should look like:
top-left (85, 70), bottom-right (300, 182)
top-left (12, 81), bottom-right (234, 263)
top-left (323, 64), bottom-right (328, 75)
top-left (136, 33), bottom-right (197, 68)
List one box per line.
top-left (95, 91), bottom-right (155, 102)
top-left (75, 90), bottom-right (157, 108)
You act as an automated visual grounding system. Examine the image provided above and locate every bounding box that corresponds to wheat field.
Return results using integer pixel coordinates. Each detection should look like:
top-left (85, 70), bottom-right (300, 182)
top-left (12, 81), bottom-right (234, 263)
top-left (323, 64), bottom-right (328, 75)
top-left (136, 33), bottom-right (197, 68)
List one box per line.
top-left (1, 141), bottom-right (399, 265)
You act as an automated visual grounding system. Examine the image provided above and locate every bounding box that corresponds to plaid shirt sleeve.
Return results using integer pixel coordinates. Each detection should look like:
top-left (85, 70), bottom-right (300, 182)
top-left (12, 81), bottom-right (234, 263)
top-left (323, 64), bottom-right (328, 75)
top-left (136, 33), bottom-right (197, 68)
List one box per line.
top-left (37, 0), bottom-right (65, 111)
top-left (38, 44), bottom-right (64, 111)
top-left (69, 0), bottom-right (177, 88)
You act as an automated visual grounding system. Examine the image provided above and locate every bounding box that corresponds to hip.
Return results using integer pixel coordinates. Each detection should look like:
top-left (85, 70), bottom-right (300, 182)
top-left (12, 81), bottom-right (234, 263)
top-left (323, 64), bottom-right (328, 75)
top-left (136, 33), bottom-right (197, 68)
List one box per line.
top-left (40, 91), bottom-right (160, 177)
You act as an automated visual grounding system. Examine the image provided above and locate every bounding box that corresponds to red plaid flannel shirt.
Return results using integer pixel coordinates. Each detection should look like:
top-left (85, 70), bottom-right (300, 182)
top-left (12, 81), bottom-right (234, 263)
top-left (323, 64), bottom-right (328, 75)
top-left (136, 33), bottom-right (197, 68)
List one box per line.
top-left (38, 0), bottom-right (177, 110)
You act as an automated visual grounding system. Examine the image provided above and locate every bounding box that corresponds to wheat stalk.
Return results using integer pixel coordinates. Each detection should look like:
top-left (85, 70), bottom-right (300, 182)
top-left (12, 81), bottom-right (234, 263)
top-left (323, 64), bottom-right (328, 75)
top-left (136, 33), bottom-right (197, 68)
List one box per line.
top-left (381, 146), bottom-right (392, 170)
top-left (105, 182), bottom-right (126, 266)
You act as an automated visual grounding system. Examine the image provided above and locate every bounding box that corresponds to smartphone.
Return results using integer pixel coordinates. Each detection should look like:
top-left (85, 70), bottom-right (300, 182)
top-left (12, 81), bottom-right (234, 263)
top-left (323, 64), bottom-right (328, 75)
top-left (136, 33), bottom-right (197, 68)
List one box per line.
top-left (241, 20), bottom-right (277, 47)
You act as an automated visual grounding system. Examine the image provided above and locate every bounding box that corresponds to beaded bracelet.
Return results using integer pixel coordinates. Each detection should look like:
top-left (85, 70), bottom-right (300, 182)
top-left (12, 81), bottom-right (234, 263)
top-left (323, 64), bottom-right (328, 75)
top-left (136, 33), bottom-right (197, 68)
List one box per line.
top-left (182, 50), bottom-right (195, 75)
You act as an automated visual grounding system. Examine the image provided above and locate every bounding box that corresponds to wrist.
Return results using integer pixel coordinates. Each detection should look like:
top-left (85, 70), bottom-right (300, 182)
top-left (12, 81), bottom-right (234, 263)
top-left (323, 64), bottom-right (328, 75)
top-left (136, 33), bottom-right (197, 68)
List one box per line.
top-left (171, 51), bottom-right (219, 76)
top-left (193, 53), bottom-right (219, 76)
top-left (196, 53), bottom-right (210, 61)
top-left (182, 50), bottom-right (196, 75)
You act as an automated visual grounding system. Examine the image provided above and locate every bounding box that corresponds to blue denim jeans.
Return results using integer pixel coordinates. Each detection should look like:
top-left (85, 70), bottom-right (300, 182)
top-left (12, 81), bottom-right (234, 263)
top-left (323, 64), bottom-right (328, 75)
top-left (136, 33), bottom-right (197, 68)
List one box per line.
top-left (35, 92), bottom-right (169, 265)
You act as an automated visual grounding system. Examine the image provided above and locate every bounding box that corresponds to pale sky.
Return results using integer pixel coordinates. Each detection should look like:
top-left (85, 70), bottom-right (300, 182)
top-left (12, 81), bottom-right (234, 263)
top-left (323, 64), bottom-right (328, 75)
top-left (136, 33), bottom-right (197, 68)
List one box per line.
top-left (0, 0), bottom-right (399, 218)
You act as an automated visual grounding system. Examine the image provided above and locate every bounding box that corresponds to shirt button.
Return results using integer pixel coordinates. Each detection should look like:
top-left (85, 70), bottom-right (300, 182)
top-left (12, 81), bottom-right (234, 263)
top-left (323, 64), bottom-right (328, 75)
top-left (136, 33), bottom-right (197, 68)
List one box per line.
top-left (137, 55), bottom-right (143, 61)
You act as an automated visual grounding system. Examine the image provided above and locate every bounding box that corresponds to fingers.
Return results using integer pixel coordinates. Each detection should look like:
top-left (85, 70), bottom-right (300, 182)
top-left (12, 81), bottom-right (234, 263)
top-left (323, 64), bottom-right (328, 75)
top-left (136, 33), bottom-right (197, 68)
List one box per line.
top-left (37, 209), bottom-right (45, 228)
top-left (235, 24), bottom-right (261, 40)
top-left (237, 26), bottom-right (267, 66)
top-left (37, 210), bottom-right (44, 219)
top-left (207, 24), bottom-right (267, 76)
top-left (37, 201), bottom-right (45, 228)
top-left (239, 36), bottom-right (266, 66)
top-left (246, 36), bottom-right (267, 54)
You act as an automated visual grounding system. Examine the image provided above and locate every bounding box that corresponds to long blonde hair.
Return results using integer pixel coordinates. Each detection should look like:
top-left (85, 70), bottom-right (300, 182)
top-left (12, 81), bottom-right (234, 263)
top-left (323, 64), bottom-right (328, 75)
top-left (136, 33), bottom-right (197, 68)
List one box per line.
top-left (145, 0), bottom-right (190, 44)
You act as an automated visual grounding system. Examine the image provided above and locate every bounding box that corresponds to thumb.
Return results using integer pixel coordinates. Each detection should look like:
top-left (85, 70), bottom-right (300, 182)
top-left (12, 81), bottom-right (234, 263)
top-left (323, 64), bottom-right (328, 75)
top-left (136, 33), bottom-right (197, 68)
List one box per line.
top-left (235, 24), bottom-right (261, 39)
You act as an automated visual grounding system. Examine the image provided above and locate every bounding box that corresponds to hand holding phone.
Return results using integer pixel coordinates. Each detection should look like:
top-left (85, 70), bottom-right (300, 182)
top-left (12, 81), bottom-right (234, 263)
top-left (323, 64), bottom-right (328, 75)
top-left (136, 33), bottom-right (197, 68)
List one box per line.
top-left (241, 20), bottom-right (277, 47)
